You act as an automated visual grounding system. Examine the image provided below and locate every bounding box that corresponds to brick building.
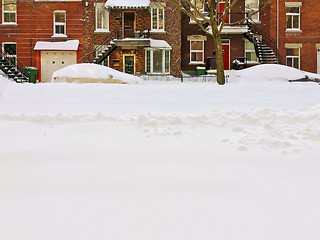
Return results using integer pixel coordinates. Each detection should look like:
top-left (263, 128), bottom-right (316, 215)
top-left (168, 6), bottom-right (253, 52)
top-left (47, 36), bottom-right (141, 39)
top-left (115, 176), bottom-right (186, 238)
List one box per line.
top-left (260, 0), bottom-right (320, 73)
top-left (81, 0), bottom-right (181, 75)
top-left (0, 0), bottom-right (84, 82)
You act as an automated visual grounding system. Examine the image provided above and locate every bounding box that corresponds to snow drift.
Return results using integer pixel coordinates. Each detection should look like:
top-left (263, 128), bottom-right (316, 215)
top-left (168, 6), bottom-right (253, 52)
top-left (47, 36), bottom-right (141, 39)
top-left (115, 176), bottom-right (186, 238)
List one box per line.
top-left (237, 64), bottom-right (308, 82)
top-left (52, 63), bottom-right (142, 84)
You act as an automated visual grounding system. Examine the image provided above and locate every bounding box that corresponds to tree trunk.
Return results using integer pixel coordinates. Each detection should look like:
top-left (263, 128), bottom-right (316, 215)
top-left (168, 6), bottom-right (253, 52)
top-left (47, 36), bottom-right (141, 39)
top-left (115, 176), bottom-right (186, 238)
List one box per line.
top-left (213, 36), bottom-right (226, 85)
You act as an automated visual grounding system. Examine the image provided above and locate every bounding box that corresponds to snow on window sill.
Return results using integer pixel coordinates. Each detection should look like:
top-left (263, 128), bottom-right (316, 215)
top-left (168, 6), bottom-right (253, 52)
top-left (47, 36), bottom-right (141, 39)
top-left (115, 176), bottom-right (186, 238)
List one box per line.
top-left (150, 29), bottom-right (166, 34)
top-left (1, 22), bottom-right (18, 26)
top-left (51, 34), bottom-right (68, 39)
top-left (189, 62), bottom-right (205, 65)
top-left (286, 29), bottom-right (302, 33)
top-left (94, 29), bottom-right (110, 34)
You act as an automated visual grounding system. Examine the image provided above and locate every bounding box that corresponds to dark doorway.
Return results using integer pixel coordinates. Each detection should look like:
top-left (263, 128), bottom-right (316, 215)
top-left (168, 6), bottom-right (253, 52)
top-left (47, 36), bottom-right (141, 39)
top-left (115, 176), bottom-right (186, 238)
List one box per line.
top-left (124, 12), bottom-right (135, 38)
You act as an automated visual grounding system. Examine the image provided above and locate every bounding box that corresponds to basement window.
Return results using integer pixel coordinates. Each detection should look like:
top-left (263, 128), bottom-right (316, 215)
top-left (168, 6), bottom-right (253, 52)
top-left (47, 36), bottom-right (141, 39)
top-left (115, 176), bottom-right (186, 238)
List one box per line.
top-left (286, 48), bottom-right (300, 69)
top-left (2, 0), bottom-right (16, 24)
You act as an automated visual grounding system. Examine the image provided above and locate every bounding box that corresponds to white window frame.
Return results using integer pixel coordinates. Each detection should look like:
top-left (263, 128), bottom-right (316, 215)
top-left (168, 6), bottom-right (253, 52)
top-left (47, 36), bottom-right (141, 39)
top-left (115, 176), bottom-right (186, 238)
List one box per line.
top-left (286, 47), bottom-right (300, 69)
top-left (245, 0), bottom-right (259, 22)
top-left (53, 10), bottom-right (67, 37)
top-left (95, 3), bottom-right (109, 33)
top-left (145, 49), bottom-right (170, 74)
top-left (151, 7), bottom-right (165, 32)
top-left (190, 40), bottom-right (204, 64)
top-left (2, 0), bottom-right (17, 24)
top-left (2, 42), bottom-right (17, 65)
top-left (285, 2), bottom-right (301, 31)
top-left (245, 39), bottom-right (258, 62)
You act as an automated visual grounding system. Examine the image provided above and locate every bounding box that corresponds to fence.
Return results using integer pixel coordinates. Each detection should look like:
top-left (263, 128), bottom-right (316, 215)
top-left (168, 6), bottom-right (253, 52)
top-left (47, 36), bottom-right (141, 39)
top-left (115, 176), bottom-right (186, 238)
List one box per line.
top-left (138, 73), bottom-right (218, 83)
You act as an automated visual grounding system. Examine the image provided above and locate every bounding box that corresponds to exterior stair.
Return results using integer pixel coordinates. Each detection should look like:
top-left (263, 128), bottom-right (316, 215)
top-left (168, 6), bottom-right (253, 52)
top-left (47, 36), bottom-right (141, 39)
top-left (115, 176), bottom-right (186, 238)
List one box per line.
top-left (0, 58), bottom-right (29, 83)
top-left (92, 43), bottom-right (117, 64)
top-left (244, 30), bottom-right (278, 64)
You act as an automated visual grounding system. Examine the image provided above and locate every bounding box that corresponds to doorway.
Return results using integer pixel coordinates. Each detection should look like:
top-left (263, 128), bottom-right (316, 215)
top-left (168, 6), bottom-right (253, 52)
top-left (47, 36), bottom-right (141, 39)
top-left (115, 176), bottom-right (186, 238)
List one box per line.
top-left (124, 55), bottom-right (135, 74)
top-left (222, 39), bottom-right (230, 70)
top-left (123, 12), bottom-right (135, 38)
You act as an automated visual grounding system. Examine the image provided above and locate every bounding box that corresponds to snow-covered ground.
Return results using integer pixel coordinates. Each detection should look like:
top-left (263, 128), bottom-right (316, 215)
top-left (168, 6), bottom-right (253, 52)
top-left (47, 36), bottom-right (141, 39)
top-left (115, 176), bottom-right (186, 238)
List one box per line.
top-left (1, 65), bottom-right (320, 240)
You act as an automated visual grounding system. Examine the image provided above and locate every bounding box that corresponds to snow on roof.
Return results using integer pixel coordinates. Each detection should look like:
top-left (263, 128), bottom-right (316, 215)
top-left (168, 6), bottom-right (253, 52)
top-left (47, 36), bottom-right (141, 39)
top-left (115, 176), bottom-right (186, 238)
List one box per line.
top-left (105, 0), bottom-right (150, 8)
top-left (150, 39), bottom-right (172, 49)
top-left (34, 40), bottom-right (79, 51)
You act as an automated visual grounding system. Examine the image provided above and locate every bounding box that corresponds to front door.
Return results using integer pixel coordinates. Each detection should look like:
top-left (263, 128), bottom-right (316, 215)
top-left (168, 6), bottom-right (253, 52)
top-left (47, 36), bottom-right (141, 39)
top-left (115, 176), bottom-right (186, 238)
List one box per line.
top-left (124, 12), bottom-right (135, 38)
top-left (222, 43), bottom-right (230, 70)
top-left (124, 55), bottom-right (135, 74)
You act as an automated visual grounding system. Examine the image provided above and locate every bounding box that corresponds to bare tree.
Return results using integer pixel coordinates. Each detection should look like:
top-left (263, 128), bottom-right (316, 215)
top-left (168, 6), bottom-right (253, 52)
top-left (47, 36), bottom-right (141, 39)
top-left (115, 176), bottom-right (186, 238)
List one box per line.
top-left (169, 0), bottom-right (260, 85)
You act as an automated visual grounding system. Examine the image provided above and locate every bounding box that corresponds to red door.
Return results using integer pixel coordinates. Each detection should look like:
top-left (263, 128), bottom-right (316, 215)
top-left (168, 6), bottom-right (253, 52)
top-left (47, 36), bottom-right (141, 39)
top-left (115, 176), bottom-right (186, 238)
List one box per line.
top-left (222, 44), bottom-right (230, 70)
top-left (218, 2), bottom-right (230, 24)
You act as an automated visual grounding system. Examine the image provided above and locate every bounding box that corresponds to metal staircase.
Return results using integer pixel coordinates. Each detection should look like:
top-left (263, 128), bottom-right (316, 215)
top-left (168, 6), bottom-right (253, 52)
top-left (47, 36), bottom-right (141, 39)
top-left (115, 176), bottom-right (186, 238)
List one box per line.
top-left (244, 23), bottom-right (278, 64)
top-left (0, 53), bottom-right (29, 83)
top-left (78, 31), bottom-right (118, 64)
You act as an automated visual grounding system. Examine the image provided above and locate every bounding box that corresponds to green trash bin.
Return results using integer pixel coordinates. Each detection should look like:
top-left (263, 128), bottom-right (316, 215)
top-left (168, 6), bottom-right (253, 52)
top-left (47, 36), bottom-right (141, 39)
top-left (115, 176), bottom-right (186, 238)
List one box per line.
top-left (24, 67), bottom-right (38, 84)
top-left (196, 66), bottom-right (206, 76)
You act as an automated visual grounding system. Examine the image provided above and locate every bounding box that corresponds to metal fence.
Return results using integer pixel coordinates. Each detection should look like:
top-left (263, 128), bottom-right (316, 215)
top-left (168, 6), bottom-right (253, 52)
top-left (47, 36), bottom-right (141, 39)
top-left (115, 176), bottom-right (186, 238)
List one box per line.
top-left (138, 73), bottom-right (218, 83)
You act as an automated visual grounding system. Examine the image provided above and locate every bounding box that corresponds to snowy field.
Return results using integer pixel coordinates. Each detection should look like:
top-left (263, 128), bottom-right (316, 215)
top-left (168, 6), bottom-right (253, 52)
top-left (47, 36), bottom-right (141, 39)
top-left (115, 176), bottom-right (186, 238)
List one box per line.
top-left (1, 65), bottom-right (320, 240)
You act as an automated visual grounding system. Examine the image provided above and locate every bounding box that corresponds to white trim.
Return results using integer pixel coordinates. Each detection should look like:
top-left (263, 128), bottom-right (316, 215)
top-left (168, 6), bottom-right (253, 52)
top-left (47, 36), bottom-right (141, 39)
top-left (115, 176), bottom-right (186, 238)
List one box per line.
top-left (2, 0), bottom-right (17, 24)
top-left (286, 5), bottom-right (300, 31)
top-left (190, 40), bottom-right (204, 64)
top-left (95, 3), bottom-right (109, 32)
top-left (145, 49), bottom-right (170, 74)
top-left (123, 54), bottom-right (136, 74)
top-left (53, 10), bottom-right (66, 36)
top-left (2, 42), bottom-right (17, 65)
top-left (286, 47), bottom-right (300, 69)
top-left (151, 7), bottom-right (164, 31)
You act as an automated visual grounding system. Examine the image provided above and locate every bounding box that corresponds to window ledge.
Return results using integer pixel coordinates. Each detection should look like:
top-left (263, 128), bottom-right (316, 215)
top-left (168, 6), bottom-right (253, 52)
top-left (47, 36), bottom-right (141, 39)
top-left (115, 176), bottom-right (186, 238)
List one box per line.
top-left (1, 23), bottom-right (18, 26)
top-left (94, 30), bottom-right (110, 34)
top-left (51, 34), bottom-right (68, 39)
top-left (150, 30), bottom-right (166, 34)
top-left (189, 62), bottom-right (205, 65)
top-left (286, 29), bottom-right (302, 33)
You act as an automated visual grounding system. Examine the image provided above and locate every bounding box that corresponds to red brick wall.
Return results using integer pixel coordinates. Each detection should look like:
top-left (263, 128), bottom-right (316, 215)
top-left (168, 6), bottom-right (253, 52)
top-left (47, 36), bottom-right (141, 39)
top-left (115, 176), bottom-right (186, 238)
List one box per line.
top-left (263, 0), bottom-right (320, 73)
top-left (0, 0), bottom-right (84, 68)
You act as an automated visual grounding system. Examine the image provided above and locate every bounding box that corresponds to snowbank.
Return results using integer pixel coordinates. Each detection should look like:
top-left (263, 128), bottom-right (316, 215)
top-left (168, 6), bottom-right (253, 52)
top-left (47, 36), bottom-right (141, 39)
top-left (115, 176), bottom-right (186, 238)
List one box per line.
top-left (237, 64), bottom-right (307, 82)
top-left (0, 75), bottom-right (13, 97)
top-left (52, 63), bottom-right (142, 84)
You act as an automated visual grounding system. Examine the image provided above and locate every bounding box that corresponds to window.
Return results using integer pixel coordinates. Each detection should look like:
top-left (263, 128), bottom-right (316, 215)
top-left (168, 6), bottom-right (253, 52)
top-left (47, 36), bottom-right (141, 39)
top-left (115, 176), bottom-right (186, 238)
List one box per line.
top-left (2, 43), bottom-right (16, 65)
top-left (245, 0), bottom-right (259, 22)
top-left (286, 48), bottom-right (300, 69)
top-left (190, 0), bottom-right (204, 18)
top-left (2, 0), bottom-right (16, 24)
top-left (54, 11), bottom-right (66, 36)
top-left (245, 39), bottom-right (258, 62)
top-left (95, 3), bottom-right (109, 32)
top-left (286, 6), bottom-right (300, 30)
top-left (151, 7), bottom-right (164, 31)
top-left (190, 40), bottom-right (204, 63)
top-left (145, 49), bottom-right (170, 74)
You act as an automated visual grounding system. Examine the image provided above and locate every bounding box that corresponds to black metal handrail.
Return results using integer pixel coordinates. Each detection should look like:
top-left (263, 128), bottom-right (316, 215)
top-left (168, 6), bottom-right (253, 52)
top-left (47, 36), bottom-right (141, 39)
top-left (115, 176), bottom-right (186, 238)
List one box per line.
top-left (0, 50), bottom-right (27, 74)
top-left (248, 21), bottom-right (279, 61)
top-left (78, 28), bottom-right (151, 64)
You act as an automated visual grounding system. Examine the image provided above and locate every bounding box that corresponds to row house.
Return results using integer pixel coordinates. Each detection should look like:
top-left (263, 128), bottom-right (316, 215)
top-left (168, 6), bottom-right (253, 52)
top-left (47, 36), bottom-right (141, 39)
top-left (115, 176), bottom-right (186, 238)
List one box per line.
top-left (0, 0), bottom-right (84, 82)
top-left (80, 0), bottom-right (181, 76)
top-left (261, 0), bottom-right (320, 74)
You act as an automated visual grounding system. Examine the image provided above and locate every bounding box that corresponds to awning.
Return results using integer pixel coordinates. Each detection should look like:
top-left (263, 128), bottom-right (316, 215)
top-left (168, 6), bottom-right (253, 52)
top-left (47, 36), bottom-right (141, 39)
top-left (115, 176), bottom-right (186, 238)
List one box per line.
top-left (105, 0), bottom-right (150, 9)
top-left (149, 39), bottom-right (172, 50)
top-left (34, 40), bottom-right (79, 51)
